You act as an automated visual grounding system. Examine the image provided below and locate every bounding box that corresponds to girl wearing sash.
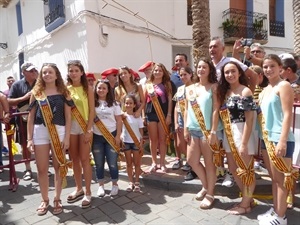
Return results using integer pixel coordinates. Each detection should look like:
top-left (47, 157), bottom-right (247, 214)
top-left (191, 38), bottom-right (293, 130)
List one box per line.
top-left (217, 61), bottom-right (257, 215)
top-left (184, 58), bottom-right (221, 209)
top-left (27, 63), bottom-right (71, 215)
top-left (144, 63), bottom-right (173, 173)
top-left (115, 66), bottom-right (145, 117)
top-left (121, 94), bottom-right (144, 192)
top-left (173, 66), bottom-right (193, 170)
top-left (92, 80), bottom-right (122, 197)
top-left (66, 60), bottom-right (94, 208)
top-left (257, 54), bottom-right (295, 225)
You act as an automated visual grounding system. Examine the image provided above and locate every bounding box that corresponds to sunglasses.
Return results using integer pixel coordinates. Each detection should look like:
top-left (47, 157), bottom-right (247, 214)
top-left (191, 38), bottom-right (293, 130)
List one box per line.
top-left (251, 50), bottom-right (262, 54)
top-left (97, 79), bottom-right (109, 83)
top-left (67, 60), bottom-right (82, 65)
top-left (42, 63), bottom-right (57, 67)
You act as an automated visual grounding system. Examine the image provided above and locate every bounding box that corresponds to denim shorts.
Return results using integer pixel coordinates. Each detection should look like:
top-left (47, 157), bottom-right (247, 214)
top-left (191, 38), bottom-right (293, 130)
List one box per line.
top-left (189, 129), bottom-right (223, 141)
top-left (146, 113), bottom-right (160, 123)
top-left (177, 112), bottom-right (184, 128)
top-left (261, 140), bottom-right (295, 158)
top-left (122, 142), bottom-right (139, 151)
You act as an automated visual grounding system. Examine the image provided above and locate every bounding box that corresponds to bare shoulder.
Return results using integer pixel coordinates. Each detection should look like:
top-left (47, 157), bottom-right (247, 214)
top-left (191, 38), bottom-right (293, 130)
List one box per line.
top-left (241, 85), bottom-right (253, 97)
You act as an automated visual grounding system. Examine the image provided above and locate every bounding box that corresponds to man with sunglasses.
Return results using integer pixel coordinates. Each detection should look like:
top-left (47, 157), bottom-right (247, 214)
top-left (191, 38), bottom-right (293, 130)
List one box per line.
top-left (8, 62), bottom-right (38, 181)
top-left (233, 39), bottom-right (265, 67)
top-left (101, 68), bottom-right (119, 99)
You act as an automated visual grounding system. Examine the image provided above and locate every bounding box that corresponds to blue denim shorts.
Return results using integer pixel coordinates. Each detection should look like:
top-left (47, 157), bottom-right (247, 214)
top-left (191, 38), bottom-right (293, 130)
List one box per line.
top-left (261, 140), bottom-right (294, 158)
top-left (177, 112), bottom-right (184, 128)
top-left (122, 142), bottom-right (139, 151)
top-left (189, 129), bottom-right (223, 141)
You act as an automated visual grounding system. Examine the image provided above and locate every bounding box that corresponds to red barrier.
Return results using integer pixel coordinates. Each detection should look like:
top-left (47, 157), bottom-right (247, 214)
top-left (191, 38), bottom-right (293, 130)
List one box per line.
top-left (0, 111), bottom-right (34, 191)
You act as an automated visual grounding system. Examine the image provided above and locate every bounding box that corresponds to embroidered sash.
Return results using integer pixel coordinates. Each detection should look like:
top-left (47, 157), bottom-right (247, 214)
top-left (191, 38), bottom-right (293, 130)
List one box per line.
top-left (71, 104), bottom-right (87, 133)
top-left (146, 83), bottom-right (171, 150)
top-left (257, 106), bottom-right (299, 203)
top-left (219, 106), bottom-right (255, 196)
top-left (94, 116), bottom-right (121, 154)
top-left (35, 92), bottom-right (72, 184)
top-left (176, 85), bottom-right (186, 116)
top-left (185, 85), bottom-right (225, 174)
top-left (122, 117), bottom-right (143, 155)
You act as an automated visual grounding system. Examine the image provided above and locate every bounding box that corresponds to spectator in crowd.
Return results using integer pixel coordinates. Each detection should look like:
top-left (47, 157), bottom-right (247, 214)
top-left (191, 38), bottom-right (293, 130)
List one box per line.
top-left (86, 73), bottom-right (96, 87)
top-left (8, 62), bottom-right (38, 181)
top-left (101, 68), bottom-right (119, 99)
top-left (138, 61), bottom-right (154, 86)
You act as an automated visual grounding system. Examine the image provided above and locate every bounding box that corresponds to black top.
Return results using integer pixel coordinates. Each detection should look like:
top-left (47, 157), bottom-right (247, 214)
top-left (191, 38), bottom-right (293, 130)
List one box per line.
top-left (8, 78), bottom-right (36, 108)
top-left (29, 94), bottom-right (72, 126)
top-left (225, 96), bottom-right (256, 123)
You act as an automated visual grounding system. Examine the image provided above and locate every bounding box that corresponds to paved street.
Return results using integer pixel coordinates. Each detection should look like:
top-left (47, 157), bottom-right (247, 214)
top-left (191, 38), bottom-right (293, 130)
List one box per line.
top-left (0, 152), bottom-right (299, 225)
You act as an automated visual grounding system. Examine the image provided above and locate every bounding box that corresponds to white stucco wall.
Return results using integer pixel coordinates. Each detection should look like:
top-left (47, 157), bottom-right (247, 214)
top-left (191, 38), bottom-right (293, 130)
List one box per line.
top-left (0, 0), bottom-right (296, 92)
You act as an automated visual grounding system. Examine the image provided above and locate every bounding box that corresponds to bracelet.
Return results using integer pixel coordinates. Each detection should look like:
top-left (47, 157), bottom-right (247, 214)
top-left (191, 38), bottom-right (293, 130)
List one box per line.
top-left (27, 139), bottom-right (32, 142)
top-left (210, 130), bottom-right (216, 134)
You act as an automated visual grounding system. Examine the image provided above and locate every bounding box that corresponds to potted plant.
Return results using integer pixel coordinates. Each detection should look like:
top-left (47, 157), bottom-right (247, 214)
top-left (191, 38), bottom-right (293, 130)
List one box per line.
top-left (253, 18), bottom-right (263, 39)
top-left (222, 18), bottom-right (239, 37)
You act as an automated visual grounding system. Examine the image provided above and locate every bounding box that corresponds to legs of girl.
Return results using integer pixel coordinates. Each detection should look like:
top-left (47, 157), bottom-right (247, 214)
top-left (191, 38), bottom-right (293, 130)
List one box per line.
top-left (157, 122), bottom-right (167, 172)
top-left (124, 150), bottom-right (134, 190)
top-left (34, 144), bottom-right (51, 215)
top-left (147, 121), bottom-right (159, 171)
top-left (226, 152), bottom-right (256, 215)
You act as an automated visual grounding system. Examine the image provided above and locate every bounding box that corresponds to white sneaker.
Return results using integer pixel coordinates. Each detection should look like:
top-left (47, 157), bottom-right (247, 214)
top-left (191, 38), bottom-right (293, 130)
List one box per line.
top-left (254, 161), bottom-right (261, 170)
top-left (257, 207), bottom-right (274, 220)
top-left (97, 185), bottom-right (105, 197)
top-left (110, 185), bottom-right (119, 196)
top-left (259, 213), bottom-right (287, 225)
top-left (222, 173), bottom-right (234, 187)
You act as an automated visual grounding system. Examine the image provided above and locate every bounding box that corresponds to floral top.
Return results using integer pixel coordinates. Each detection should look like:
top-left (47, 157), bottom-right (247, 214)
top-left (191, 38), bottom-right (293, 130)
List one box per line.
top-left (225, 96), bottom-right (256, 123)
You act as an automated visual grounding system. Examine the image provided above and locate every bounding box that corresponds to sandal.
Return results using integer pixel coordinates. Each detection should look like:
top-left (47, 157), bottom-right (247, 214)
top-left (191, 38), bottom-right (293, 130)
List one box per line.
top-left (67, 189), bottom-right (84, 203)
top-left (53, 199), bottom-right (63, 215)
top-left (200, 194), bottom-right (214, 209)
top-left (160, 165), bottom-right (167, 173)
top-left (195, 188), bottom-right (207, 201)
top-left (148, 164), bottom-right (157, 173)
top-left (126, 182), bottom-right (134, 192)
top-left (133, 182), bottom-right (141, 193)
top-left (227, 204), bottom-right (251, 215)
top-left (81, 195), bottom-right (91, 209)
top-left (37, 199), bottom-right (49, 216)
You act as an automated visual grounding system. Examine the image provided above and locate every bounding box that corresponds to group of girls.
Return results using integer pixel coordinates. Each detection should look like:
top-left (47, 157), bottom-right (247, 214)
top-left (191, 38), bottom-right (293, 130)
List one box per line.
top-left (27, 61), bottom-right (146, 216)
top-left (173, 55), bottom-right (295, 225)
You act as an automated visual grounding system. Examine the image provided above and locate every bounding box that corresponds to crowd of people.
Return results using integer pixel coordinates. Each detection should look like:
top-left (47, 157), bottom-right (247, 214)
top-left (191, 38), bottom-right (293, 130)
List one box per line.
top-left (0, 36), bottom-right (299, 225)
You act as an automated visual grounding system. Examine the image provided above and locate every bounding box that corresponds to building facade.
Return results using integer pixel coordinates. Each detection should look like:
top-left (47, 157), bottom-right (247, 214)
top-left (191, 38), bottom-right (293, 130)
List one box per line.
top-left (0, 0), bottom-right (294, 90)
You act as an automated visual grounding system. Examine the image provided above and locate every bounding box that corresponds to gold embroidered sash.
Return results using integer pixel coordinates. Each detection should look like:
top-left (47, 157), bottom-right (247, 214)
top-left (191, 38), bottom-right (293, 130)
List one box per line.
top-left (257, 107), bottom-right (299, 203)
top-left (146, 83), bottom-right (171, 150)
top-left (122, 117), bottom-right (143, 155)
top-left (219, 107), bottom-right (255, 196)
top-left (176, 85), bottom-right (186, 116)
top-left (94, 116), bottom-right (121, 154)
top-left (35, 92), bottom-right (72, 184)
top-left (185, 85), bottom-right (225, 173)
top-left (71, 104), bottom-right (87, 133)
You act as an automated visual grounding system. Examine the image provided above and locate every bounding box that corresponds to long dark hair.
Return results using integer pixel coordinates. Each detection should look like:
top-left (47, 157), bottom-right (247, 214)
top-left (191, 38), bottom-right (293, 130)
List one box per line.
top-left (217, 61), bottom-right (248, 104)
top-left (124, 94), bottom-right (138, 112)
top-left (66, 60), bottom-right (89, 96)
top-left (148, 63), bottom-right (172, 95)
top-left (94, 80), bottom-right (114, 107)
top-left (196, 57), bottom-right (218, 83)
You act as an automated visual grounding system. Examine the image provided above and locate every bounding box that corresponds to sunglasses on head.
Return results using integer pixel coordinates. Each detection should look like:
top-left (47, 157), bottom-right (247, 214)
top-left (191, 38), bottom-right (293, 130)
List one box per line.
top-left (97, 79), bottom-right (109, 83)
top-left (67, 60), bottom-right (82, 65)
top-left (42, 63), bottom-right (57, 67)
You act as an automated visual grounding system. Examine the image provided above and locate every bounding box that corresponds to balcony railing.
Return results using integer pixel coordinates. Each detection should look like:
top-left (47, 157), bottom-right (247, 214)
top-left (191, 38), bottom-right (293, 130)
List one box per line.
top-left (269, 20), bottom-right (285, 37)
top-left (222, 8), bottom-right (268, 44)
top-left (44, 3), bottom-right (65, 32)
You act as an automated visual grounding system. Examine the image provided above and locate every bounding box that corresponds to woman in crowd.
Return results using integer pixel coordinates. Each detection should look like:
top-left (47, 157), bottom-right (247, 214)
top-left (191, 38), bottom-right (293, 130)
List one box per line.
top-left (217, 61), bottom-right (257, 215)
top-left (257, 54), bottom-right (295, 225)
top-left (144, 63), bottom-right (173, 173)
top-left (92, 80), bottom-right (122, 197)
top-left (184, 58), bottom-right (221, 209)
top-left (27, 63), bottom-right (71, 215)
top-left (66, 60), bottom-right (94, 208)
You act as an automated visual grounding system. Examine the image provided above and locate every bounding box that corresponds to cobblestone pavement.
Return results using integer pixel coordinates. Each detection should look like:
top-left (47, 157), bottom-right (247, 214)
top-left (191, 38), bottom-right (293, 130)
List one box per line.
top-left (0, 153), bottom-right (299, 225)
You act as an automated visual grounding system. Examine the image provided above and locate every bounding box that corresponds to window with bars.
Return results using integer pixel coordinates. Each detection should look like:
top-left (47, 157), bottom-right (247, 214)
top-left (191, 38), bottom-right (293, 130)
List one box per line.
top-left (43, 0), bottom-right (65, 32)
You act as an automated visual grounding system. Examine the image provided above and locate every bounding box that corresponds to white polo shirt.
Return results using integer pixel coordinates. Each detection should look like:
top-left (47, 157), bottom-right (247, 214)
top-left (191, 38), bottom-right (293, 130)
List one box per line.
top-left (214, 56), bottom-right (248, 80)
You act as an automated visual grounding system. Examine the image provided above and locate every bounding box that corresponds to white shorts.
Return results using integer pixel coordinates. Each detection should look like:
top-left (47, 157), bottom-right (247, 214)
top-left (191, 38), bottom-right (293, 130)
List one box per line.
top-left (223, 122), bottom-right (258, 155)
top-left (33, 124), bottom-right (65, 145)
top-left (70, 120), bottom-right (85, 135)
